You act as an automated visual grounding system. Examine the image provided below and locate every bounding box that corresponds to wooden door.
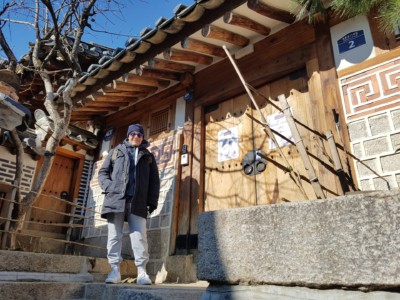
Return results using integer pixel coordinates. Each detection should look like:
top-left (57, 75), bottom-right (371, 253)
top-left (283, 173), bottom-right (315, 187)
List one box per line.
top-left (29, 153), bottom-right (79, 234)
top-left (204, 69), bottom-right (338, 210)
top-left (204, 94), bottom-right (258, 211)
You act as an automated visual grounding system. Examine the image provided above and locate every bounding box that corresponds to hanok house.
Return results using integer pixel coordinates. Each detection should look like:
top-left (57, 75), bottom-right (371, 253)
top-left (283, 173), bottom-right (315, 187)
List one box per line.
top-left (0, 0), bottom-right (399, 283)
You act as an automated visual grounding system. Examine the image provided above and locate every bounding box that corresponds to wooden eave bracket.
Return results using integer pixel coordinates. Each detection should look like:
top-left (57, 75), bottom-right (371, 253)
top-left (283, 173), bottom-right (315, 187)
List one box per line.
top-left (223, 11), bottom-right (271, 36)
top-left (247, 0), bottom-right (296, 24)
top-left (202, 24), bottom-right (249, 46)
top-left (163, 48), bottom-right (214, 65)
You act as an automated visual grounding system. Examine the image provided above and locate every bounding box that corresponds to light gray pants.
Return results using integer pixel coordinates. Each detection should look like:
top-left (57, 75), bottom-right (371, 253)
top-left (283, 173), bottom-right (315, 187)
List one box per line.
top-left (106, 205), bottom-right (149, 269)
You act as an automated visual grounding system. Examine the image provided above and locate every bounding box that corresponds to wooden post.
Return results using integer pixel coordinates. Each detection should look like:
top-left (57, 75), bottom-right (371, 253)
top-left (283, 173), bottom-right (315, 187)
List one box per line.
top-left (277, 94), bottom-right (325, 199)
top-left (325, 130), bottom-right (349, 194)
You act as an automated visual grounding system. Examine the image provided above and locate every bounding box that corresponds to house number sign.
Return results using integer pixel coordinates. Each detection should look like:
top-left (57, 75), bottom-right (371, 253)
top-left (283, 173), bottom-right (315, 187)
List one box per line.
top-left (337, 30), bottom-right (366, 54)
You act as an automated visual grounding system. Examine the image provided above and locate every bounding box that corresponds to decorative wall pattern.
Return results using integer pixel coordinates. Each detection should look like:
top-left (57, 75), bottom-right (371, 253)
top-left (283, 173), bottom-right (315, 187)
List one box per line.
top-left (339, 57), bottom-right (400, 190)
top-left (0, 151), bottom-right (36, 196)
top-left (340, 57), bottom-right (400, 122)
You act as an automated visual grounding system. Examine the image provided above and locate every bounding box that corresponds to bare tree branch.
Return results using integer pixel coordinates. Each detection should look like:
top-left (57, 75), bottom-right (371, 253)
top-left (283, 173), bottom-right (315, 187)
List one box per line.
top-left (0, 2), bottom-right (18, 70)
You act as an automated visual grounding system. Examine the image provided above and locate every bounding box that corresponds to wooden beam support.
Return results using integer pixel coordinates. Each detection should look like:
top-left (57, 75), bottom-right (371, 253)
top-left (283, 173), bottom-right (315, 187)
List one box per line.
top-left (163, 48), bottom-right (214, 65)
top-left (87, 93), bottom-right (138, 102)
top-left (101, 89), bottom-right (149, 99)
top-left (85, 101), bottom-right (130, 108)
top-left (105, 82), bottom-right (187, 127)
top-left (202, 24), bottom-right (249, 47)
top-left (148, 58), bottom-right (196, 73)
top-left (247, 0), bottom-right (295, 24)
top-left (98, 89), bottom-right (146, 98)
top-left (181, 38), bottom-right (226, 57)
top-left (74, 107), bottom-right (119, 112)
top-left (223, 11), bottom-right (271, 36)
top-left (135, 67), bottom-right (182, 82)
top-left (122, 73), bottom-right (170, 88)
top-left (112, 80), bottom-right (158, 93)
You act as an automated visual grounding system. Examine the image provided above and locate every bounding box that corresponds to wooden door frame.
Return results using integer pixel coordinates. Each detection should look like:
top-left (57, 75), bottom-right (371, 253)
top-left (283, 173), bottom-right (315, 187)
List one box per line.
top-left (55, 148), bottom-right (85, 205)
top-left (28, 148), bottom-right (85, 231)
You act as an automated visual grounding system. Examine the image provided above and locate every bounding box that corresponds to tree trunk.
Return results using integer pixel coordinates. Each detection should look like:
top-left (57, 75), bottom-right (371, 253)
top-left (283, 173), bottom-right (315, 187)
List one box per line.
top-left (8, 77), bottom-right (77, 249)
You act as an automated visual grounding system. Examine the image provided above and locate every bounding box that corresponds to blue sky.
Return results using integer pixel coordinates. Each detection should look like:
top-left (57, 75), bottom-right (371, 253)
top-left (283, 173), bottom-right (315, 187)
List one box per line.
top-left (1, 0), bottom-right (194, 59)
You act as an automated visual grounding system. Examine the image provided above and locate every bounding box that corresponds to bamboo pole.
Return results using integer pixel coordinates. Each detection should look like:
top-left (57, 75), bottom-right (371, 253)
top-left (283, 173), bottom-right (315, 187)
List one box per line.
top-left (277, 94), bottom-right (325, 199)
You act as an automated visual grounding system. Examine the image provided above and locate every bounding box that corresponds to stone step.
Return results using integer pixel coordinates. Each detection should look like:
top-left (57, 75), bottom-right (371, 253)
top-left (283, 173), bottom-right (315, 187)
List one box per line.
top-left (0, 250), bottom-right (89, 274)
top-left (0, 281), bottom-right (207, 300)
top-left (0, 250), bottom-right (138, 283)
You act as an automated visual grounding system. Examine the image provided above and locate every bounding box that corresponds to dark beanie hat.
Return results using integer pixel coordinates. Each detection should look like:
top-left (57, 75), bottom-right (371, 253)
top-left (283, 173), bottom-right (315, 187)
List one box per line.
top-left (127, 124), bottom-right (144, 137)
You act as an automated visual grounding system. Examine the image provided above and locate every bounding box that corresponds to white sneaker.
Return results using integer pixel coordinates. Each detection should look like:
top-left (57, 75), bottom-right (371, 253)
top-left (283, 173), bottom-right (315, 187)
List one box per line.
top-left (105, 265), bottom-right (121, 284)
top-left (137, 271), bottom-right (152, 285)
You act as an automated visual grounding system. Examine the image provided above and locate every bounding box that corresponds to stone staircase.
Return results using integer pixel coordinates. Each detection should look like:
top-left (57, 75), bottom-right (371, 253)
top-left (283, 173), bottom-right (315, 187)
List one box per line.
top-left (0, 250), bottom-right (207, 300)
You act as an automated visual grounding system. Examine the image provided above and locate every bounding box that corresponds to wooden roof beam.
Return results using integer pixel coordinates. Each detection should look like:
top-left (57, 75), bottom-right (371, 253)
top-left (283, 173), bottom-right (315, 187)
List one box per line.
top-left (163, 48), bottom-right (214, 65)
top-left (181, 38), bottom-right (226, 57)
top-left (96, 89), bottom-right (144, 98)
top-left (112, 80), bottom-right (158, 93)
top-left (148, 58), bottom-right (196, 73)
top-left (223, 11), bottom-right (271, 36)
top-left (247, 0), bottom-right (295, 24)
top-left (135, 67), bottom-right (182, 82)
top-left (87, 93), bottom-right (138, 102)
top-left (122, 73), bottom-right (170, 88)
top-left (101, 88), bottom-right (150, 98)
top-left (85, 101), bottom-right (130, 108)
top-left (202, 24), bottom-right (249, 47)
top-left (74, 107), bottom-right (119, 113)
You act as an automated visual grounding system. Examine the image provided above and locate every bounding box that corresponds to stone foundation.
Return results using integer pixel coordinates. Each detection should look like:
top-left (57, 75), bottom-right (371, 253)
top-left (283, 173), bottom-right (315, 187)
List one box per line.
top-left (198, 190), bottom-right (400, 290)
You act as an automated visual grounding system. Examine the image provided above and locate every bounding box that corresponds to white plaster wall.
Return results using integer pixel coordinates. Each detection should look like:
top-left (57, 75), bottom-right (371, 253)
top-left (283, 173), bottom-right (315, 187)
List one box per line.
top-left (174, 96), bottom-right (186, 129)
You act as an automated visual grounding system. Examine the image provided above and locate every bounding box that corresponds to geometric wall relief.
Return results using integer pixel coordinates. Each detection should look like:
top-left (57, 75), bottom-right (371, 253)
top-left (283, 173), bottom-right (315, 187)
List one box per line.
top-left (340, 57), bottom-right (400, 122)
top-left (340, 56), bottom-right (400, 191)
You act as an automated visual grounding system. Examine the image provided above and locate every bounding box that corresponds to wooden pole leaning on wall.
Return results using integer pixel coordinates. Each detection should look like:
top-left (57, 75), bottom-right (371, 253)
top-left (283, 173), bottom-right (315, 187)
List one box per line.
top-left (277, 94), bottom-right (325, 199)
top-left (222, 45), bottom-right (309, 199)
top-left (222, 45), bottom-right (289, 167)
top-left (325, 130), bottom-right (350, 194)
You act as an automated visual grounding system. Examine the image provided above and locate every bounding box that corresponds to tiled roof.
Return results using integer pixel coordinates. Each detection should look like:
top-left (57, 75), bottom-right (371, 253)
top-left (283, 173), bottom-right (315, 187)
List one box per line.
top-left (19, 0), bottom-right (299, 122)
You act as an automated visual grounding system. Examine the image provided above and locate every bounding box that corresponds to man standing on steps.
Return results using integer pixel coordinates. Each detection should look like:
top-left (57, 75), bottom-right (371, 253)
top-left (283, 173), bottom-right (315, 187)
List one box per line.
top-left (98, 123), bottom-right (160, 285)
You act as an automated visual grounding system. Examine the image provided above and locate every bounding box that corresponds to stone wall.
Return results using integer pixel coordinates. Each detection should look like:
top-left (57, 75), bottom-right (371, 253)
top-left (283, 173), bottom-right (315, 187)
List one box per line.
top-left (339, 55), bottom-right (400, 190)
top-left (198, 190), bottom-right (400, 289)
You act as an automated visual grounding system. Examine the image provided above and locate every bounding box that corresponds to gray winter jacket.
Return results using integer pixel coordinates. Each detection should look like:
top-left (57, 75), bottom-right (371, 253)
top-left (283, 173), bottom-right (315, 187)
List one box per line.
top-left (98, 139), bottom-right (160, 219)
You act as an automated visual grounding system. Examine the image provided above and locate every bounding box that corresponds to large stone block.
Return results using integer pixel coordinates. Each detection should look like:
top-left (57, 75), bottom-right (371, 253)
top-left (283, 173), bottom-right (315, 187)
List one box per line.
top-left (0, 250), bottom-right (89, 274)
top-left (198, 190), bottom-right (400, 289)
top-left (364, 137), bottom-right (388, 156)
top-left (368, 114), bottom-right (390, 136)
top-left (165, 255), bottom-right (197, 283)
top-left (348, 120), bottom-right (369, 141)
